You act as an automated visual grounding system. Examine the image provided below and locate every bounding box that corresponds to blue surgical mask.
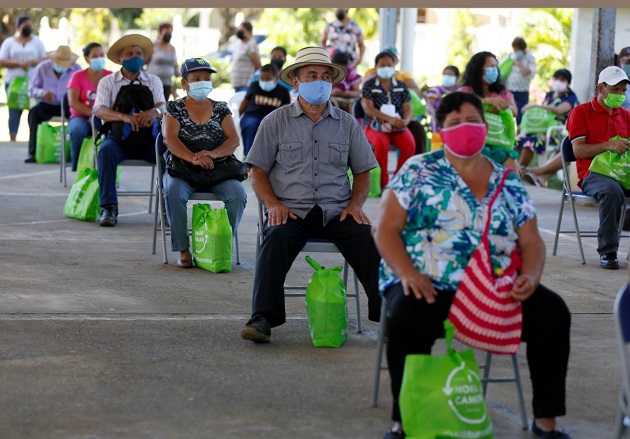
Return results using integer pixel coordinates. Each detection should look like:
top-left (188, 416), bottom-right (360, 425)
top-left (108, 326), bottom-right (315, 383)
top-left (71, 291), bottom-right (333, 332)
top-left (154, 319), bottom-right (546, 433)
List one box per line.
top-left (442, 74), bottom-right (456, 87)
top-left (483, 67), bottom-right (499, 84)
top-left (513, 50), bottom-right (524, 58)
top-left (187, 80), bottom-right (213, 101)
top-left (259, 80), bottom-right (276, 92)
top-left (90, 57), bottom-right (106, 71)
top-left (376, 66), bottom-right (396, 79)
top-left (53, 63), bottom-right (69, 74)
top-left (122, 56), bottom-right (144, 73)
top-left (297, 80), bottom-right (332, 106)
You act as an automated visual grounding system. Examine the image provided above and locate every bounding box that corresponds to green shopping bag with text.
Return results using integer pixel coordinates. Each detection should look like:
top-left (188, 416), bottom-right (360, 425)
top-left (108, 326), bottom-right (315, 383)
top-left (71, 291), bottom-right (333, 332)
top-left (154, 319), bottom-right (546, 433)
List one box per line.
top-left (519, 107), bottom-right (557, 135)
top-left (304, 255), bottom-right (348, 348)
top-left (63, 168), bottom-right (100, 222)
top-left (7, 75), bottom-right (31, 110)
top-left (399, 321), bottom-right (494, 439)
top-left (588, 136), bottom-right (630, 189)
top-left (483, 103), bottom-right (516, 150)
top-left (35, 123), bottom-right (70, 164)
top-left (192, 204), bottom-right (232, 273)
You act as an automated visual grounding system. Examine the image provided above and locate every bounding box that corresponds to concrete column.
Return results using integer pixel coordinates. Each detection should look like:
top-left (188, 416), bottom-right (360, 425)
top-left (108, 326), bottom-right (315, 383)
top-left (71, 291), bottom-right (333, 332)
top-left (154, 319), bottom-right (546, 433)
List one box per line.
top-left (400, 8), bottom-right (416, 74)
top-left (569, 8), bottom-right (594, 105)
top-left (379, 8), bottom-right (398, 50)
top-left (590, 8), bottom-right (616, 100)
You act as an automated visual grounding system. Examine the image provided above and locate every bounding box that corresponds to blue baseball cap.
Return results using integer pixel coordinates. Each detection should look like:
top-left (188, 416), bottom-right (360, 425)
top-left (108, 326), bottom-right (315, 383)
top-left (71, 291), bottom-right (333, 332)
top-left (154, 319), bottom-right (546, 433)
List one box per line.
top-left (180, 58), bottom-right (217, 76)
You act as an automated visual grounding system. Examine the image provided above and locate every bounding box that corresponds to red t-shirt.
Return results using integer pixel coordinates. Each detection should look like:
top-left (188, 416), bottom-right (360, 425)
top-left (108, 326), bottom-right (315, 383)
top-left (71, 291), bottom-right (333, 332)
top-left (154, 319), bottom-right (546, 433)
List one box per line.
top-left (566, 97), bottom-right (630, 186)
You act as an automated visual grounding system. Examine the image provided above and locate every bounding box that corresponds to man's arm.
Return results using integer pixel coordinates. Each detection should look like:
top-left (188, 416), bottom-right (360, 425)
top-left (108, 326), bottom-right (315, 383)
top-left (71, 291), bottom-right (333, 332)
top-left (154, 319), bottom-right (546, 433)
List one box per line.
top-left (572, 136), bottom-right (629, 159)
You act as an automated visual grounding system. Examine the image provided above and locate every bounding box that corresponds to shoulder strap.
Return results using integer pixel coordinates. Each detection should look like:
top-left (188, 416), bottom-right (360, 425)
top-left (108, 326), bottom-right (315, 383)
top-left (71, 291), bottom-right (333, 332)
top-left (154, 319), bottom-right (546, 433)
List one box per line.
top-left (483, 169), bottom-right (513, 235)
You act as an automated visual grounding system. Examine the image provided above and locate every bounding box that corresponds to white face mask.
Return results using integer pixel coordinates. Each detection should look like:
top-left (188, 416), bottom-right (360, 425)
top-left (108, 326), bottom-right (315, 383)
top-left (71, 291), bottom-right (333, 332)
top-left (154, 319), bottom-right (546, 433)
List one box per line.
top-left (551, 79), bottom-right (568, 93)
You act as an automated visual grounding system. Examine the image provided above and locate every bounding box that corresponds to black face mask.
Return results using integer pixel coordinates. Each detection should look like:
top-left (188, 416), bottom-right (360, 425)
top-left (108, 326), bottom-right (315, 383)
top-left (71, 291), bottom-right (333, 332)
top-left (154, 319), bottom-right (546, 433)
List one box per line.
top-left (236, 30), bottom-right (245, 40)
top-left (336, 12), bottom-right (346, 21)
top-left (162, 32), bottom-right (172, 43)
top-left (21, 26), bottom-right (33, 37)
top-left (271, 58), bottom-right (285, 70)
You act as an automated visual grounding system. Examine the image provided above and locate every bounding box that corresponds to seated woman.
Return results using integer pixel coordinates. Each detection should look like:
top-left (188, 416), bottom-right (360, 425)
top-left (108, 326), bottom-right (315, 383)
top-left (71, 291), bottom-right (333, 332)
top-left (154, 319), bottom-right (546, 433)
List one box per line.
top-left (372, 91), bottom-right (572, 439)
top-left (67, 42), bottom-right (111, 171)
top-left (162, 58), bottom-right (247, 268)
top-left (238, 63), bottom-right (291, 158)
top-left (361, 50), bottom-right (415, 189)
top-left (517, 69), bottom-right (578, 185)
top-left (330, 50), bottom-right (362, 114)
top-left (459, 51), bottom-right (519, 171)
top-left (424, 64), bottom-right (460, 133)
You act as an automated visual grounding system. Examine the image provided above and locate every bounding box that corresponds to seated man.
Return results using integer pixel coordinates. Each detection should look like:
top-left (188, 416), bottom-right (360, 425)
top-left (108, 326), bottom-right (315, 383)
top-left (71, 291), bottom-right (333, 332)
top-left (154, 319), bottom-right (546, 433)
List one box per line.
top-left (26, 45), bottom-right (81, 163)
top-left (567, 66), bottom-right (630, 269)
top-left (330, 51), bottom-right (362, 114)
top-left (241, 46), bottom-right (382, 343)
top-left (93, 34), bottom-right (165, 227)
top-left (239, 63), bottom-right (291, 158)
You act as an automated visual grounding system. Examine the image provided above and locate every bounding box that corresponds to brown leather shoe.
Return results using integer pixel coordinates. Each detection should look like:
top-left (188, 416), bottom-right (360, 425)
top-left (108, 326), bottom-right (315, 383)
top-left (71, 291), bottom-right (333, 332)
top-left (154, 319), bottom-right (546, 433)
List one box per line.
top-left (177, 251), bottom-right (193, 268)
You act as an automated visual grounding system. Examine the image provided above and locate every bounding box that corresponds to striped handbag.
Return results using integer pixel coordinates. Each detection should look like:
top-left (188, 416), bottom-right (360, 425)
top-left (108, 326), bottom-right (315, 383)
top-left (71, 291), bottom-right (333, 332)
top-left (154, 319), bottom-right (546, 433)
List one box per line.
top-left (447, 169), bottom-right (523, 355)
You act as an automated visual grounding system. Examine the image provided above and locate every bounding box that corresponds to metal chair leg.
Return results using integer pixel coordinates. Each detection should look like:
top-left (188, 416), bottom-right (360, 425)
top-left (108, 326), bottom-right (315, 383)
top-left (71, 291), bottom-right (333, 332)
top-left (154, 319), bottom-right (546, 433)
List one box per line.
top-left (371, 299), bottom-right (388, 408)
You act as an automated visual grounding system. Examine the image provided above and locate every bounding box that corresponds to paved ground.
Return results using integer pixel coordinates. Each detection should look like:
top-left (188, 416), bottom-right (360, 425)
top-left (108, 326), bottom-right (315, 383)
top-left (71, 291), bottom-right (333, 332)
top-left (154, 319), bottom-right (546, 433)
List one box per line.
top-left (0, 135), bottom-right (628, 439)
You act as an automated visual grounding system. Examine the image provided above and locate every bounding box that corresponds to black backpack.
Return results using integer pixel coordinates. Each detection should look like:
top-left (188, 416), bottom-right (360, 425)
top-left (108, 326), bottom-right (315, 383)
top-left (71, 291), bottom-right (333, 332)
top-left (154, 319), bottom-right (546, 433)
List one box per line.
top-left (98, 78), bottom-right (159, 148)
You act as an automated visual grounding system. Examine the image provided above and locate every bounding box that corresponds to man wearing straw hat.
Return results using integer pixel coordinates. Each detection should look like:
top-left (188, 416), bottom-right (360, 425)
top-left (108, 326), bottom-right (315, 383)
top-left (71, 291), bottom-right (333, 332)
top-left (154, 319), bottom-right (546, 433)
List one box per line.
top-left (241, 46), bottom-right (381, 343)
top-left (25, 45), bottom-right (81, 163)
top-left (93, 34), bottom-right (165, 227)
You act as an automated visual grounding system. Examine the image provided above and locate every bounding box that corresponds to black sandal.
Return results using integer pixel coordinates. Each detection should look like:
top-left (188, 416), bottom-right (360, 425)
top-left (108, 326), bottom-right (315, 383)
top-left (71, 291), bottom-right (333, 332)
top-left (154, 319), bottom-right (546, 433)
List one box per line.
top-left (383, 428), bottom-right (405, 439)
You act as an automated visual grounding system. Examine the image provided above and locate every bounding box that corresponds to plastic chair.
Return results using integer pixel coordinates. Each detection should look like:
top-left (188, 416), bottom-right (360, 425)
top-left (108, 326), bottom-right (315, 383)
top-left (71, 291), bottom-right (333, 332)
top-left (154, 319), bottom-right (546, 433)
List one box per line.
top-left (152, 132), bottom-right (240, 265)
top-left (227, 91), bottom-right (246, 157)
top-left (538, 124), bottom-right (567, 167)
top-left (370, 299), bottom-right (529, 430)
top-left (552, 137), bottom-right (629, 264)
top-left (255, 202), bottom-right (362, 333)
top-left (614, 282), bottom-right (630, 439)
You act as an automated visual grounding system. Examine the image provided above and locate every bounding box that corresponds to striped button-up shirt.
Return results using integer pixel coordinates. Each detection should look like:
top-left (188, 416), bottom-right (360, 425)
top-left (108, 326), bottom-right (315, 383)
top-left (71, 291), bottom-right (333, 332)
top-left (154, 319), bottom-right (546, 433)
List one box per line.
top-left (245, 99), bottom-right (377, 225)
top-left (93, 69), bottom-right (165, 114)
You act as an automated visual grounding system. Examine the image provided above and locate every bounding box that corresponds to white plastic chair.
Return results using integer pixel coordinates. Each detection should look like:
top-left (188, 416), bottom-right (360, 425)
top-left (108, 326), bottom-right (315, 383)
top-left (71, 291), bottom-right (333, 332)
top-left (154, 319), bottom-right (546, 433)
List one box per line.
top-left (227, 91), bottom-right (247, 158)
top-left (537, 124), bottom-right (567, 167)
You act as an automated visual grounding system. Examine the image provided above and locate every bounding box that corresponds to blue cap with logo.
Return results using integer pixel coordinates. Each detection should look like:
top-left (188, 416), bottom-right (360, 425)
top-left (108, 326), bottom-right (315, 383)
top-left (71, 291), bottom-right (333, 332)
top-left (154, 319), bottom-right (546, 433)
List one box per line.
top-left (180, 58), bottom-right (217, 76)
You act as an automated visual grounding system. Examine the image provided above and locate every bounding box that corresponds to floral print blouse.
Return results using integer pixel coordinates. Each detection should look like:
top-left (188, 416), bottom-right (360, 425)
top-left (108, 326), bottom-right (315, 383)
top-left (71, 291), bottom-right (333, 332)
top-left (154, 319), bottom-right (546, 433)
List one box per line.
top-left (379, 150), bottom-right (536, 293)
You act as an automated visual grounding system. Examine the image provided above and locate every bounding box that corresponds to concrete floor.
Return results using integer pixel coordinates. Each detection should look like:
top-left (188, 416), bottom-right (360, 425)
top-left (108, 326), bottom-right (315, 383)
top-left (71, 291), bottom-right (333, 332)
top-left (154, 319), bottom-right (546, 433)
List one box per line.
top-left (0, 139), bottom-right (628, 439)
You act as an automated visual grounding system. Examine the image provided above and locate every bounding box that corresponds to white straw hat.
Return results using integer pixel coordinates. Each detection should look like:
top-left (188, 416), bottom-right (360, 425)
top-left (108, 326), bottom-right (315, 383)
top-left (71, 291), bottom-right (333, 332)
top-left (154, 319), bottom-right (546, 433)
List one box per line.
top-left (279, 46), bottom-right (347, 84)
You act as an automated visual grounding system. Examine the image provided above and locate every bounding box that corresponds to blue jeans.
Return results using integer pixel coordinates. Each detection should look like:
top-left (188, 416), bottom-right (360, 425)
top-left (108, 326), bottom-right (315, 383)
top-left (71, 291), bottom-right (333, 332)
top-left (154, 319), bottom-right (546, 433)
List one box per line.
top-left (239, 113), bottom-right (264, 157)
top-left (4, 82), bottom-right (23, 137)
top-left (97, 135), bottom-right (155, 207)
top-left (162, 173), bottom-right (247, 252)
top-left (581, 171), bottom-right (630, 255)
top-left (512, 90), bottom-right (529, 126)
top-left (68, 116), bottom-right (91, 171)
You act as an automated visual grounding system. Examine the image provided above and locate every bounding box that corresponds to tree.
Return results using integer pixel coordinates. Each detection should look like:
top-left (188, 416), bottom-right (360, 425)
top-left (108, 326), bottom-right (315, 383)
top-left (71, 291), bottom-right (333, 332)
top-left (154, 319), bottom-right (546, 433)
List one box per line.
top-left (109, 8), bottom-right (143, 29)
top-left (0, 8), bottom-right (71, 42)
top-left (445, 9), bottom-right (475, 73)
top-left (67, 8), bottom-right (114, 52)
top-left (257, 8), bottom-right (328, 58)
top-left (216, 8), bottom-right (263, 45)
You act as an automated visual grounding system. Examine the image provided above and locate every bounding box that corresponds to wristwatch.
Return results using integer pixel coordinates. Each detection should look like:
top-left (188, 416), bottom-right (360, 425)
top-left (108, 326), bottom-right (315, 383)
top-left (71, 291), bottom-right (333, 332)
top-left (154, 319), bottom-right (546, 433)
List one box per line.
top-left (155, 107), bottom-right (162, 116)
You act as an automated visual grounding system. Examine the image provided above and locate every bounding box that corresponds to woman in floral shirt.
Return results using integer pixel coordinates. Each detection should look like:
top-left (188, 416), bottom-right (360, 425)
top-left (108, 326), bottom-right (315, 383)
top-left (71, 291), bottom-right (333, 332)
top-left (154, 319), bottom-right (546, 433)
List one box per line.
top-left (372, 92), bottom-right (572, 439)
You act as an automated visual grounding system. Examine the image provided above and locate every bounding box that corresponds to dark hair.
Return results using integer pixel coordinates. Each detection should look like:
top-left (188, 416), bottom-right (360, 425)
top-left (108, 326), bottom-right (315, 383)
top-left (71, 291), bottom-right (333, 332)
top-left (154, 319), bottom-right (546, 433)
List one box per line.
top-left (240, 21), bottom-right (253, 33)
top-left (82, 42), bottom-right (102, 58)
top-left (375, 50), bottom-right (396, 66)
top-left (260, 63), bottom-right (278, 76)
top-left (553, 68), bottom-right (572, 84)
top-left (332, 51), bottom-right (349, 66)
top-left (443, 65), bottom-right (460, 77)
top-left (15, 14), bottom-right (31, 28)
top-left (271, 46), bottom-right (287, 57)
top-left (461, 51), bottom-right (506, 97)
top-left (435, 91), bottom-right (485, 128)
top-left (512, 37), bottom-right (527, 50)
top-left (158, 22), bottom-right (173, 33)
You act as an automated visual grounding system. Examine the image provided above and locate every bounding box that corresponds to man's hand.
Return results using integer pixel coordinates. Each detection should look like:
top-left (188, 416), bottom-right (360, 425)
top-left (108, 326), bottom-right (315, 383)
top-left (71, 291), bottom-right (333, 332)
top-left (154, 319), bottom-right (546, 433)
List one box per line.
top-left (608, 138), bottom-right (630, 154)
top-left (135, 110), bottom-right (157, 128)
top-left (340, 204), bottom-right (371, 225)
top-left (266, 202), bottom-right (297, 226)
top-left (122, 114), bottom-right (142, 131)
top-left (42, 91), bottom-right (55, 103)
top-left (510, 274), bottom-right (536, 302)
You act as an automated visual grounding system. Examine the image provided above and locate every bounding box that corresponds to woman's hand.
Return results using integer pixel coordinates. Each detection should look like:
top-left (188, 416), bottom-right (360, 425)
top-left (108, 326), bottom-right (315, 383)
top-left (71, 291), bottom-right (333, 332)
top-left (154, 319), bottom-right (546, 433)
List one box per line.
top-left (484, 97), bottom-right (511, 111)
top-left (521, 103), bottom-right (536, 113)
top-left (192, 153), bottom-right (214, 170)
top-left (511, 274), bottom-right (536, 302)
top-left (391, 117), bottom-right (406, 130)
top-left (399, 269), bottom-right (438, 304)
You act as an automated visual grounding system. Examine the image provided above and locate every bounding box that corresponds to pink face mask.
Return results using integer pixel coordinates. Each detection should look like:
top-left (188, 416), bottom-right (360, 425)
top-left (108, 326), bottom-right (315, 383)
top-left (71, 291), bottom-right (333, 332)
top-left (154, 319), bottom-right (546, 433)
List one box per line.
top-left (440, 122), bottom-right (488, 159)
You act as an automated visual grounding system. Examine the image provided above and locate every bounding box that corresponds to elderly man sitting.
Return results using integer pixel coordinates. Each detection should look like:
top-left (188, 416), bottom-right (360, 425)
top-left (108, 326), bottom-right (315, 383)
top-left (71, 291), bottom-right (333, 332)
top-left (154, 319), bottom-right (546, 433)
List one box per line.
top-left (241, 46), bottom-right (382, 343)
top-left (93, 34), bottom-right (165, 227)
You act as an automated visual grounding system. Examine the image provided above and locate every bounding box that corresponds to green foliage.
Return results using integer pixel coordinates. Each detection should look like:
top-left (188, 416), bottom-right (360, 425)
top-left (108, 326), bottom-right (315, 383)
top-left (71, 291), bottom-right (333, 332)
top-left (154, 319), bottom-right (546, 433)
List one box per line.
top-left (517, 8), bottom-right (573, 94)
top-left (0, 8), bottom-right (71, 40)
top-left (208, 58), bottom-right (232, 89)
top-left (67, 8), bottom-right (113, 54)
top-left (110, 8), bottom-right (143, 29)
top-left (445, 9), bottom-right (475, 73)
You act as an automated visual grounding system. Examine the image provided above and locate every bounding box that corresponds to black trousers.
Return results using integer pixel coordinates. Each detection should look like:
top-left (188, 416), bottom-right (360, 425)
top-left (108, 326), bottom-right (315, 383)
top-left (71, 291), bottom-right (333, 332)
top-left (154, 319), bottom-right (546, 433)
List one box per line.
top-left (251, 205), bottom-right (382, 327)
top-left (407, 120), bottom-right (426, 155)
top-left (28, 102), bottom-right (62, 156)
top-left (384, 282), bottom-right (571, 422)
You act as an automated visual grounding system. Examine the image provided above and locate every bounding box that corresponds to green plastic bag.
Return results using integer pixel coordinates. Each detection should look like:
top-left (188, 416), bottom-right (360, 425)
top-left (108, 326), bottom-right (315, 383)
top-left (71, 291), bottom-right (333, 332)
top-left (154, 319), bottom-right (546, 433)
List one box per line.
top-left (409, 89), bottom-right (426, 118)
top-left (483, 103), bottom-right (516, 150)
top-left (35, 123), bottom-right (70, 164)
top-left (498, 56), bottom-right (513, 81)
top-left (304, 255), bottom-right (348, 348)
top-left (7, 75), bottom-right (31, 110)
top-left (192, 204), bottom-right (232, 273)
top-left (76, 137), bottom-right (95, 177)
top-left (519, 107), bottom-right (558, 135)
top-left (588, 136), bottom-right (630, 189)
top-left (400, 321), bottom-right (494, 439)
top-left (369, 165), bottom-right (381, 197)
top-left (63, 168), bottom-right (100, 222)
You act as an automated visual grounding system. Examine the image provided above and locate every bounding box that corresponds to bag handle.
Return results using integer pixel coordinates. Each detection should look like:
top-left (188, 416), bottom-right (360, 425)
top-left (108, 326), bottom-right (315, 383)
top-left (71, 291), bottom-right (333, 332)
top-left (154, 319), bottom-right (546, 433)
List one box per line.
top-left (483, 169), bottom-right (513, 236)
top-left (305, 255), bottom-right (323, 272)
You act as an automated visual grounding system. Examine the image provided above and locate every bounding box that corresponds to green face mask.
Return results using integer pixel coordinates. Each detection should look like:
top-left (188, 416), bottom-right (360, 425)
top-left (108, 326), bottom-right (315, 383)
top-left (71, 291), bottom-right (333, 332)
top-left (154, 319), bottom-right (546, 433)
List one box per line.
top-left (604, 92), bottom-right (626, 108)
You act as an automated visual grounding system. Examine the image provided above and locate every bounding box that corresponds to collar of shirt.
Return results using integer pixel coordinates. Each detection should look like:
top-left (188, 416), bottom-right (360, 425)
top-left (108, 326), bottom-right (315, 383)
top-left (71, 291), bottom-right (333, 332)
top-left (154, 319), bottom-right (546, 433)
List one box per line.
top-left (374, 77), bottom-right (399, 88)
top-left (590, 95), bottom-right (623, 115)
top-left (112, 69), bottom-right (150, 83)
top-left (288, 99), bottom-right (341, 120)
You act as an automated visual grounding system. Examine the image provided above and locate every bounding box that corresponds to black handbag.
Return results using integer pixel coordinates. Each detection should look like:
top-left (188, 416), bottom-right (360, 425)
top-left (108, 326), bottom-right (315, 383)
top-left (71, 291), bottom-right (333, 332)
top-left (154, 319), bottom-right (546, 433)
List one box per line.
top-left (164, 138), bottom-right (248, 187)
